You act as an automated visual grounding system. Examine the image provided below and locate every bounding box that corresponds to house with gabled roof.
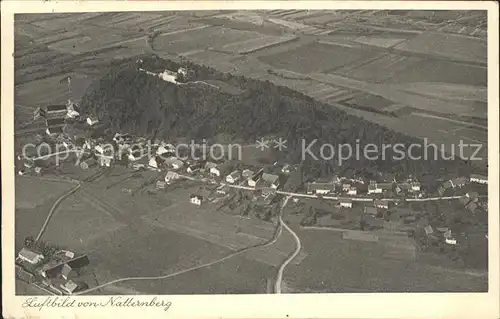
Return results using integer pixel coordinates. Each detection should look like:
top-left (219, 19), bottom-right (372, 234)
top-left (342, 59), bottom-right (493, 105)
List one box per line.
top-left (470, 174), bottom-right (487, 184)
top-left (17, 248), bottom-right (44, 265)
top-left (190, 194), bottom-right (203, 206)
top-left (307, 182), bottom-right (335, 195)
top-left (226, 170), bottom-right (241, 184)
top-left (261, 173), bottom-right (280, 189)
top-left (374, 199), bottom-right (389, 210)
top-left (339, 198), bottom-right (352, 208)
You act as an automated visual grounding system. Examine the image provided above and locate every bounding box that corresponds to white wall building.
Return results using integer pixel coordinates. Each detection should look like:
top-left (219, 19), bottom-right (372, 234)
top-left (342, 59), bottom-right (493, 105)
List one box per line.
top-left (470, 174), bottom-right (488, 184)
top-left (17, 248), bottom-right (44, 265)
top-left (190, 195), bottom-right (203, 206)
top-left (339, 199), bottom-right (353, 208)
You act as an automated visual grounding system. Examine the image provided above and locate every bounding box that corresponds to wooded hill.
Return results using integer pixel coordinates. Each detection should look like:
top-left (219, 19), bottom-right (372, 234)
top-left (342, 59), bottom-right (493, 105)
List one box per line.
top-left (80, 55), bottom-right (474, 180)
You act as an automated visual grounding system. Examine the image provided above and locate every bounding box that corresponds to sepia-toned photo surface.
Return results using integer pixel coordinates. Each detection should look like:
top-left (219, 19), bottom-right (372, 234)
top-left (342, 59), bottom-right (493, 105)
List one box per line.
top-left (2, 1), bottom-right (499, 318)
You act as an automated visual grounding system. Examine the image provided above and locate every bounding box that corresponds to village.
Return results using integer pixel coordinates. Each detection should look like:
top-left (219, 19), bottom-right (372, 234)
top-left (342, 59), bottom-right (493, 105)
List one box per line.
top-left (14, 78), bottom-right (489, 295)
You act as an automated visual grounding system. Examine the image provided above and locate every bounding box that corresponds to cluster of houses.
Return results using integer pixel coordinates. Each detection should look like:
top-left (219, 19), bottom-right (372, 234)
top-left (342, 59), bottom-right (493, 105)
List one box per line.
top-left (186, 165), bottom-right (282, 206)
top-left (33, 100), bottom-right (99, 137)
top-left (306, 175), bottom-right (422, 198)
top-left (436, 174), bottom-right (488, 196)
top-left (16, 246), bottom-right (90, 295)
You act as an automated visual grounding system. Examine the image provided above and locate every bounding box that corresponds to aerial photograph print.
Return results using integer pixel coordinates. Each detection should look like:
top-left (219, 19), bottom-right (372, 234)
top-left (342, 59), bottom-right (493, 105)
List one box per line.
top-left (13, 9), bottom-right (489, 296)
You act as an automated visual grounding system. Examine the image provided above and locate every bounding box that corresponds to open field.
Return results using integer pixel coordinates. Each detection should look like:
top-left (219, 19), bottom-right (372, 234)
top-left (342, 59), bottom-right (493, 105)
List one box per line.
top-left (153, 26), bottom-right (265, 55)
top-left (333, 53), bottom-right (422, 83)
top-left (393, 82), bottom-right (487, 102)
top-left (218, 34), bottom-right (298, 54)
top-left (40, 192), bottom-right (127, 250)
top-left (122, 254), bottom-right (274, 294)
top-left (394, 31), bottom-right (487, 64)
top-left (88, 222), bottom-right (233, 289)
top-left (15, 177), bottom-right (75, 209)
top-left (15, 72), bottom-right (93, 107)
top-left (284, 228), bottom-right (487, 292)
top-left (309, 72), bottom-right (486, 118)
top-left (385, 59), bottom-right (487, 86)
top-left (259, 42), bottom-right (379, 74)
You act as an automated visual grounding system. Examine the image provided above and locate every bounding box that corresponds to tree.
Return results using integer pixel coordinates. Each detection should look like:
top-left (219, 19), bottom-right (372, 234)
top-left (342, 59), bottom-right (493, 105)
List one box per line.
top-left (24, 236), bottom-right (35, 248)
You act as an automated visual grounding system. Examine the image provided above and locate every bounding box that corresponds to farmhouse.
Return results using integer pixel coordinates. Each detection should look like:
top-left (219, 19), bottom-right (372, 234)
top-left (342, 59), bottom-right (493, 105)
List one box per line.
top-left (60, 280), bottom-right (88, 295)
top-left (374, 199), bottom-right (389, 209)
top-left (46, 126), bottom-right (64, 136)
top-left (445, 237), bottom-right (457, 245)
top-left (190, 194), bottom-right (203, 206)
top-left (216, 185), bottom-right (230, 195)
top-left (339, 199), bottom-right (353, 208)
top-left (247, 168), bottom-right (264, 187)
top-left (98, 155), bottom-right (112, 167)
top-left (368, 184), bottom-right (382, 194)
top-left (347, 187), bottom-right (357, 195)
top-left (470, 174), bottom-right (487, 184)
top-left (46, 105), bottom-right (68, 119)
top-left (165, 157), bottom-right (184, 170)
top-left (165, 171), bottom-right (179, 183)
top-left (307, 182), bottom-right (335, 195)
top-left (226, 170), bottom-right (241, 184)
top-left (205, 162), bottom-right (220, 176)
top-left (17, 248), bottom-right (44, 265)
top-left (261, 173), bottom-right (280, 189)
